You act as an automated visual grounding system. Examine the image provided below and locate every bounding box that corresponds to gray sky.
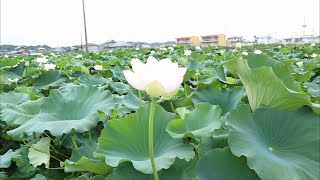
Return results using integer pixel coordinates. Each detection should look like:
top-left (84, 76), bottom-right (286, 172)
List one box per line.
top-left (1, 0), bottom-right (319, 46)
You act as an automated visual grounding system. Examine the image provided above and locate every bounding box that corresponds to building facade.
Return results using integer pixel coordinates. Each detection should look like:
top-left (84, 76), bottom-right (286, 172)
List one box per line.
top-left (227, 36), bottom-right (243, 45)
top-left (176, 36), bottom-right (200, 46)
top-left (200, 34), bottom-right (226, 46)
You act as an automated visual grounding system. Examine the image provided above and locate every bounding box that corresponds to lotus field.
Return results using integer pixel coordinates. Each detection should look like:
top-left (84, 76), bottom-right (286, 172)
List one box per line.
top-left (0, 44), bottom-right (319, 180)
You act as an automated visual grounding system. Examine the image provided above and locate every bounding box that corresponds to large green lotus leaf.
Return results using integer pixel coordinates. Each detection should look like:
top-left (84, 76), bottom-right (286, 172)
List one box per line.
top-left (166, 103), bottom-right (222, 138)
top-left (213, 65), bottom-right (239, 84)
top-left (108, 81), bottom-right (130, 95)
top-left (78, 74), bottom-right (108, 86)
top-left (116, 90), bottom-right (144, 115)
top-left (1, 98), bottom-right (44, 125)
top-left (17, 86), bottom-right (41, 100)
top-left (5, 61), bottom-right (25, 79)
top-left (226, 105), bottom-right (320, 180)
top-left (62, 141), bottom-right (112, 175)
top-left (0, 58), bottom-right (20, 68)
top-left (33, 70), bottom-right (67, 90)
top-left (28, 137), bottom-right (51, 168)
top-left (246, 54), bottom-right (302, 91)
top-left (0, 149), bottom-right (21, 168)
top-left (30, 174), bottom-right (47, 180)
top-left (0, 173), bottom-right (7, 180)
top-left (304, 82), bottom-right (320, 97)
top-left (0, 92), bottom-right (29, 110)
top-left (96, 104), bottom-right (194, 174)
top-left (225, 58), bottom-right (318, 113)
top-left (13, 145), bottom-right (37, 174)
top-left (192, 87), bottom-right (245, 114)
top-left (198, 128), bottom-right (229, 157)
top-left (196, 148), bottom-right (259, 180)
top-left (106, 159), bottom-right (197, 180)
top-left (6, 85), bottom-right (115, 137)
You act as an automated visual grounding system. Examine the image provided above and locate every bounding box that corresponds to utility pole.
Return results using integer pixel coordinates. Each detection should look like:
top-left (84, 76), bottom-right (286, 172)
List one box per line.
top-left (82, 0), bottom-right (88, 51)
top-left (80, 33), bottom-right (83, 50)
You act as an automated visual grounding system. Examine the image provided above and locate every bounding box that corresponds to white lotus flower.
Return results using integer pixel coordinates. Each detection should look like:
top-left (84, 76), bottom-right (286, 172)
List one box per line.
top-left (43, 63), bottom-right (56, 71)
top-left (94, 65), bottom-right (103, 71)
top-left (108, 50), bottom-right (113, 53)
top-left (242, 51), bottom-right (249, 56)
top-left (195, 46), bottom-right (201, 50)
top-left (8, 78), bottom-right (19, 83)
top-left (136, 48), bottom-right (140, 50)
top-left (36, 56), bottom-right (48, 63)
top-left (76, 54), bottom-right (83, 59)
top-left (311, 53), bottom-right (318, 58)
top-left (296, 61), bottom-right (303, 68)
top-left (160, 47), bottom-right (167, 51)
top-left (150, 50), bottom-right (155, 55)
top-left (184, 49), bottom-right (192, 56)
top-left (168, 47), bottom-right (174, 51)
top-left (311, 43), bottom-right (315, 46)
top-left (4, 55), bottom-right (9, 58)
top-left (254, 50), bottom-right (262, 54)
top-left (123, 56), bottom-right (187, 98)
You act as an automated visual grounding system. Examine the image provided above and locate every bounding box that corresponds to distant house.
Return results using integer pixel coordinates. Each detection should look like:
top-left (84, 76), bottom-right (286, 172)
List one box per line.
top-left (102, 41), bottom-right (133, 49)
top-left (8, 47), bottom-right (30, 56)
top-left (176, 36), bottom-right (200, 46)
top-left (282, 36), bottom-right (319, 43)
top-left (227, 36), bottom-right (243, 45)
top-left (51, 47), bottom-right (64, 53)
top-left (255, 35), bottom-right (272, 44)
top-left (37, 47), bottom-right (46, 53)
top-left (200, 34), bottom-right (226, 47)
top-left (83, 43), bottom-right (100, 52)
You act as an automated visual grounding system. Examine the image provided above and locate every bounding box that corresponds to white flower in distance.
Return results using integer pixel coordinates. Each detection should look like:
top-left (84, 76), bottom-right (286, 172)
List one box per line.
top-left (123, 56), bottom-right (187, 98)
top-left (168, 47), bottom-right (174, 51)
top-left (195, 46), bottom-right (201, 50)
top-left (311, 43), bottom-right (315, 46)
top-left (36, 57), bottom-right (48, 63)
top-left (184, 49), bottom-right (192, 56)
top-left (135, 48), bottom-right (140, 50)
top-left (235, 43), bottom-right (242, 48)
top-left (150, 50), bottom-right (155, 55)
top-left (242, 51), bottom-right (249, 56)
top-left (8, 78), bottom-right (19, 83)
top-left (43, 63), bottom-right (56, 71)
top-left (296, 61), bottom-right (303, 68)
top-left (76, 54), bottom-right (83, 59)
top-left (311, 53), bottom-right (318, 58)
top-left (254, 50), bottom-right (262, 54)
top-left (108, 50), bottom-right (113, 53)
top-left (94, 65), bottom-right (103, 71)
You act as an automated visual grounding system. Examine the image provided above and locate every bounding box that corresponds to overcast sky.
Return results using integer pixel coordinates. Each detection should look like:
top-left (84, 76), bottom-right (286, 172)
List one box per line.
top-left (1, 0), bottom-right (319, 46)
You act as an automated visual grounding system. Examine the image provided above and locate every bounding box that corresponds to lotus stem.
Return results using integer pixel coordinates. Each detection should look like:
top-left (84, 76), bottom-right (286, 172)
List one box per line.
top-left (149, 98), bottom-right (159, 180)
top-left (184, 82), bottom-right (188, 97)
top-left (88, 131), bottom-right (92, 141)
top-left (71, 135), bottom-right (78, 149)
top-left (139, 91), bottom-right (142, 107)
top-left (169, 100), bottom-right (176, 113)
